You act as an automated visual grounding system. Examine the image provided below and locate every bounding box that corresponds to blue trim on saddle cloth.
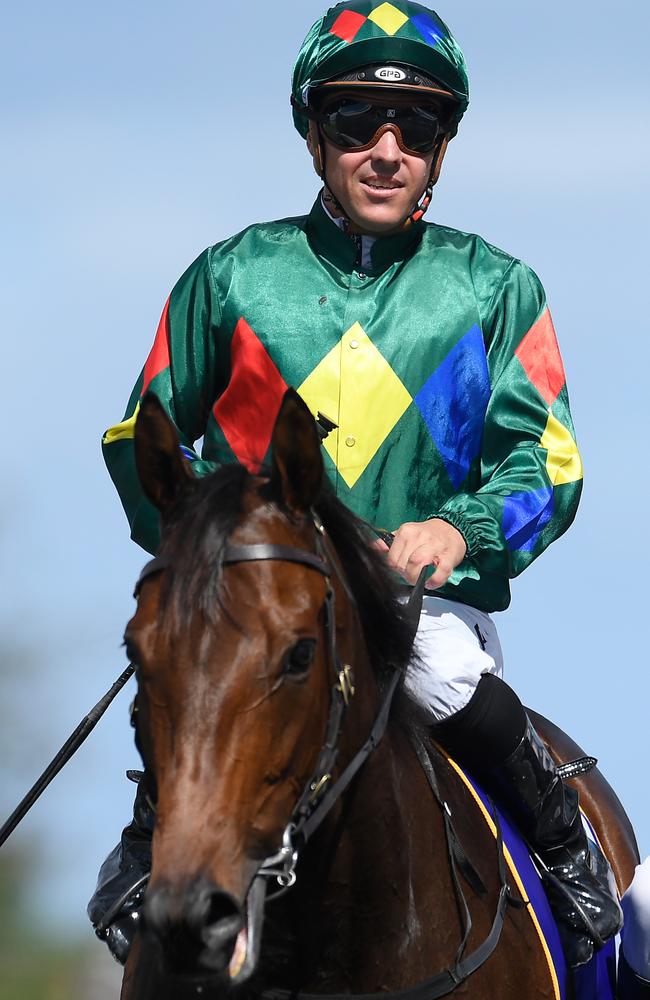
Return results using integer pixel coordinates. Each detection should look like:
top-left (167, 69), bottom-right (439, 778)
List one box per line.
top-left (464, 772), bottom-right (617, 1000)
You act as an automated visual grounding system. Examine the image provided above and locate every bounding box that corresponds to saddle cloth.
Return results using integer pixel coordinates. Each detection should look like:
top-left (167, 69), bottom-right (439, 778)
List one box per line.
top-left (447, 757), bottom-right (617, 1000)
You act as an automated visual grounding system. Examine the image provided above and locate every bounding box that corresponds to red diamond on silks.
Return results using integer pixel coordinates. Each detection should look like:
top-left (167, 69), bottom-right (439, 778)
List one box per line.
top-left (213, 317), bottom-right (288, 472)
top-left (329, 9), bottom-right (367, 42)
top-left (142, 297), bottom-right (171, 394)
top-left (515, 308), bottom-right (566, 406)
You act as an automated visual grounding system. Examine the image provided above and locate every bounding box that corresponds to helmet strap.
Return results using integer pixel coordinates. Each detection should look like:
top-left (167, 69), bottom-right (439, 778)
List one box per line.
top-left (407, 133), bottom-right (449, 226)
top-left (407, 180), bottom-right (433, 226)
top-left (431, 133), bottom-right (450, 186)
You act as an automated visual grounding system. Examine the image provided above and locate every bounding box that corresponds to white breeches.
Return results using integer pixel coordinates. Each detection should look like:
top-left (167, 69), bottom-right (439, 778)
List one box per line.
top-left (403, 594), bottom-right (504, 722)
top-left (621, 857), bottom-right (650, 978)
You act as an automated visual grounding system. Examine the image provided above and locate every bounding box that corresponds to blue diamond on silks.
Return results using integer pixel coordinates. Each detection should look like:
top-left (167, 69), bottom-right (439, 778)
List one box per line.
top-left (502, 486), bottom-right (554, 552)
top-left (414, 325), bottom-right (490, 489)
top-left (410, 12), bottom-right (444, 47)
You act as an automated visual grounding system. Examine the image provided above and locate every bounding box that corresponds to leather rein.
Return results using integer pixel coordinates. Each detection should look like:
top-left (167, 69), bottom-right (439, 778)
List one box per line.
top-left (132, 514), bottom-right (514, 999)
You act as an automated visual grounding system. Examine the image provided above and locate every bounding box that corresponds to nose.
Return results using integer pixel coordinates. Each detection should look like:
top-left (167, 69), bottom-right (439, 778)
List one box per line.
top-left (144, 876), bottom-right (243, 974)
top-left (371, 127), bottom-right (402, 165)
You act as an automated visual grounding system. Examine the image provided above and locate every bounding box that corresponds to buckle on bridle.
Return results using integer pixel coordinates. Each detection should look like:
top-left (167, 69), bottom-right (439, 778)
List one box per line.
top-left (257, 823), bottom-right (299, 890)
top-left (336, 664), bottom-right (355, 705)
top-left (308, 773), bottom-right (332, 803)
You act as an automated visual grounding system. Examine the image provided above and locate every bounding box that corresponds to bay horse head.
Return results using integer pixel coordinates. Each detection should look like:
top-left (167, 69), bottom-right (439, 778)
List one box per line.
top-left (126, 390), bottom-right (415, 985)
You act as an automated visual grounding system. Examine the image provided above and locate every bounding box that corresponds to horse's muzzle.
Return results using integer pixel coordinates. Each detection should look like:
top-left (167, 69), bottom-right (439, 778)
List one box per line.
top-left (143, 876), bottom-right (244, 975)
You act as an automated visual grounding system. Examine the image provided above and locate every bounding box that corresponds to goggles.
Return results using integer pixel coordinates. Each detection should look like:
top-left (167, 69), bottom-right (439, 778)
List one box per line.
top-left (314, 98), bottom-right (444, 155)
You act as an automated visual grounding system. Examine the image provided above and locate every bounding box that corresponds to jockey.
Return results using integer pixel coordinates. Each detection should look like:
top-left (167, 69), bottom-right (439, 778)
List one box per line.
top-left (90, 0), bottom-right (623, 971)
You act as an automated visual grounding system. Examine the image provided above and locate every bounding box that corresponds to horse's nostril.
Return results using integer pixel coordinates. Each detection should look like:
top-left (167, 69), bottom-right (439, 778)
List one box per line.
top-left (144, 879), bottom-right (244, 973)
top-left (200, 890), bottom-right (243, 953)
top-left (206, 889), bottom-right (241, 927)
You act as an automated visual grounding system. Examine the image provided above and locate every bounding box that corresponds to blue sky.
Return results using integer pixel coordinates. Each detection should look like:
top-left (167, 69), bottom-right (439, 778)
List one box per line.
top-left (1, 0), bottom-right (648, 942)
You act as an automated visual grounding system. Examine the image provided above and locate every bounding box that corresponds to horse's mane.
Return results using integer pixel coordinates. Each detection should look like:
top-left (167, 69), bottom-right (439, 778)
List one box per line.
top-left (157, 465), bottom-right (416, 686)
top-left (314, 485), bottom-right (416, 685)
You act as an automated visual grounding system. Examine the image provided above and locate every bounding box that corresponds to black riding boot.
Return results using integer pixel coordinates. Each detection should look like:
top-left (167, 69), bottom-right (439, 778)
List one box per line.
top-left (87, 771), bottom-right (154, 964)
top-left (433, 674), bottom-right (623, 968)
top-left (495, 715), bottom-right (622, 967)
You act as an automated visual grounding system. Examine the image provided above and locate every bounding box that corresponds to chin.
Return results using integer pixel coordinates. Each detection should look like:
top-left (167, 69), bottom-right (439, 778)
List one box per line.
top-left (354, 213), bottom-right (409, 235)
top-left (350, 196), bottom-right (412, 234)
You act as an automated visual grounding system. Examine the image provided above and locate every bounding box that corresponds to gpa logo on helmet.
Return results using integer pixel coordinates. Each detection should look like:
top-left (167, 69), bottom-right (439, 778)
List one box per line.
top-left (374, 66), bottom-right (407, 83)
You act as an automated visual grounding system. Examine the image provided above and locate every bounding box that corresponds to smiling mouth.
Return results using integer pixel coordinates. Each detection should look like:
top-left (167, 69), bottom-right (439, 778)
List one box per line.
top-left (363, 180), bottom-right (402, 190)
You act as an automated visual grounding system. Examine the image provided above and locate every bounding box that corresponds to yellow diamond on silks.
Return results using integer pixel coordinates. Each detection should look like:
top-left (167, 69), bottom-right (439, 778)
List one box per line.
top-left (540, 412), bottom-right (583, 485)
top-left (298, 322), bottom-right (412, 488)
top-left (368, 2), bottom-right (409, 35)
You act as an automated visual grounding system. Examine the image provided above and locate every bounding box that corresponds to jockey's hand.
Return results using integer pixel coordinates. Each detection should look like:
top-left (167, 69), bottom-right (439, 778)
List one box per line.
top-left (375, 518), bottom-right (467, 589)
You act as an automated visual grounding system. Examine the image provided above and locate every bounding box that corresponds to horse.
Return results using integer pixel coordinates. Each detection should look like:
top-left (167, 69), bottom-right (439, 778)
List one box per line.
top-left (119, 390), bottom-right (638, 1000)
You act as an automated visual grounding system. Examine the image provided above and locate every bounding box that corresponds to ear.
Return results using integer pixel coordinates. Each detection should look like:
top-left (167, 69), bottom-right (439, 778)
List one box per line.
top-left (271, 389), bottom-right (323, 515)
top-left (134, 393), bottom-right (194, 515)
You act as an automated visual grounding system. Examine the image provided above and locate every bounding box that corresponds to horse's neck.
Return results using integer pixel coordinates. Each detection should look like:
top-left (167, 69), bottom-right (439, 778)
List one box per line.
top-left (288, 722), bottom-right (463, 992)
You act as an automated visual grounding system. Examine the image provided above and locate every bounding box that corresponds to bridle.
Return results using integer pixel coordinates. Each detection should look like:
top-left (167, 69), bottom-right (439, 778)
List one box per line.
top-left (131, 513), bottom-right (516, 999)
top-left (133, 511), bottom-right (401, 890)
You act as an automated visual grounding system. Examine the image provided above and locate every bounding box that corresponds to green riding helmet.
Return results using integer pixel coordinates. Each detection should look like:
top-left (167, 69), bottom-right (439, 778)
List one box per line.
top-left (291, 0), bottom-right (469, 139)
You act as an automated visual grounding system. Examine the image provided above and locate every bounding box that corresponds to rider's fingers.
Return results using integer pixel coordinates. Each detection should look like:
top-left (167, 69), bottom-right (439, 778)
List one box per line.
top-left (406, 546), bottom-right (454, 588)
top-left (386, 533), bottom-right (410, 572)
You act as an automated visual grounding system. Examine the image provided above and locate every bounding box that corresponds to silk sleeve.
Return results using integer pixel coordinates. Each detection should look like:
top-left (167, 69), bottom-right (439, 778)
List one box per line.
top-left (101, 249), bottom-right (221, 553)
top-left (432, 260), bottom-right (582, 602)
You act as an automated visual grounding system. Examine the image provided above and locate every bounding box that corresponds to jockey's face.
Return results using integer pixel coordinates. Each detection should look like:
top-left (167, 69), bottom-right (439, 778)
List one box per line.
top-left (315, 127), bottom-right (435, 234)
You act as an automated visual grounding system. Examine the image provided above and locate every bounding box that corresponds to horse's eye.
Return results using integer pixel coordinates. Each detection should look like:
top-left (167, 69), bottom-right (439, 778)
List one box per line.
top-left (283, 638), bottom-right (317, 677)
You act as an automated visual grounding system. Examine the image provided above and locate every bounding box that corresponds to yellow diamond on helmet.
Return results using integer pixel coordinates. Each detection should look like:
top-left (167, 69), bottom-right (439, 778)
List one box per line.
top-left (368, 3), bottom-right (409, 36)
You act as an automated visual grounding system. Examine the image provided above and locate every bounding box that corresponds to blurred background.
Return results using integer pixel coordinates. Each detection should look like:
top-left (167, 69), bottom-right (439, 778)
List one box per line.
top-left (1, 1), bottom-right (648, 995)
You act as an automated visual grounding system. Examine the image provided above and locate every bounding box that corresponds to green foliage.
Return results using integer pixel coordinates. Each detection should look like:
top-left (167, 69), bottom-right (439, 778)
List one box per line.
top-left (0, 849), bottom-right (120, 999)
top-left (0, 945), bottom-right (91, 1000)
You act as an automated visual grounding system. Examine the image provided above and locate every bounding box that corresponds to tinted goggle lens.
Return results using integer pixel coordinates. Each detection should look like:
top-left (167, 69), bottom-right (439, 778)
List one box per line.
top-left (319, 100), bottom-right (441, 154)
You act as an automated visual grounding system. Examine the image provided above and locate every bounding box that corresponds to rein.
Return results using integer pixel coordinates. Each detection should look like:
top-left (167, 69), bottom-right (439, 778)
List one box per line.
top-left (132, 516), bottom-right (515, 997)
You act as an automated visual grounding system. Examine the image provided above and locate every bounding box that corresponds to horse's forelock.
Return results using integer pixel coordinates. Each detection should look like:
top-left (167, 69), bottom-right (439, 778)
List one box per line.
top-left (157, 463), bottom-right (250, 629)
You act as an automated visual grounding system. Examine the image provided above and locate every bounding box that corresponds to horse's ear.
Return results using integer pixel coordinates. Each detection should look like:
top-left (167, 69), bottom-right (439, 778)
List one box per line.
top-left (271, 389), bottom-right (323, 514)
top-left (134, 393), bottom-right (193, 514)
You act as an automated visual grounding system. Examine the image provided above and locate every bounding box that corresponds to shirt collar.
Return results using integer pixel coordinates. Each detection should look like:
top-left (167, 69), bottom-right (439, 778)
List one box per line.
top-left (320, 195), bottom-right (377, 272)
top-left (305, 192), bottom-right (425, 275)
